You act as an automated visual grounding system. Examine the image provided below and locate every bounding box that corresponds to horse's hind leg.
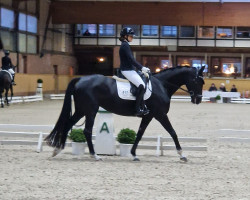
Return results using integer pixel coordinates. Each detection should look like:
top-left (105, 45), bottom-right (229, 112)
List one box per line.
top-left (84, 112), bottom-right (102, 161)
top-left (5, 89), bottom-right (9, 106)
top-left (0, 93), bottom-right (4, 108)
top-left (52, 112), bottom-right (84, 157)
top-left (155, 114), bottom-right (187, 162)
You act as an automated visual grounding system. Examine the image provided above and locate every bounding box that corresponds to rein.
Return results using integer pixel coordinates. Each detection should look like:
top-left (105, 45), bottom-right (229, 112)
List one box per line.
top-left (165, 81), bottom-right (193, 96)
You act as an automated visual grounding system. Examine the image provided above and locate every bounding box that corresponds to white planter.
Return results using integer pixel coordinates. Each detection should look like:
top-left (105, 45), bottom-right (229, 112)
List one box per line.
top-left (119, 143), bottom-right (133, 157)
top-left (37, 83), bottom-right (43, 88)
top-left (72, 142), bottom-right (86, 155)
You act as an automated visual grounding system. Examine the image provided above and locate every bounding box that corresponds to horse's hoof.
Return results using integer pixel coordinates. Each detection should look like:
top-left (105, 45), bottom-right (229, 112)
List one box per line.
top-left (52, 148), bottom-right (62, 157)
top-left (133, 157), bottom-right (140, 161)
top-left (180, 157), bottom-right (188, 162)
top-left (91, 154), bottom-right (103, 161)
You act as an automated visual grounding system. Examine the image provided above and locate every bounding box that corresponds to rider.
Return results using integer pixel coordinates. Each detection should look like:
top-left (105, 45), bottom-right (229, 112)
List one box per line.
top-left (119, 27), bottom-right (150, 116)
top-left (1, 50), bottom-right (16, 85)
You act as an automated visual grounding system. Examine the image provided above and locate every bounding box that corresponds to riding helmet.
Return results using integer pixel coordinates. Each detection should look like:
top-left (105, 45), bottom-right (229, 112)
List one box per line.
top-left (4, 50), bottom-right (10, 55)
top-left (120, 27), bottom-right (135, 37)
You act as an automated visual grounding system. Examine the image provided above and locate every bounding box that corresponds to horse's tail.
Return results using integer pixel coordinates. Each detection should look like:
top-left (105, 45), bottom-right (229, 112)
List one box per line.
top-left (45, 77), bottom-right (80, 149)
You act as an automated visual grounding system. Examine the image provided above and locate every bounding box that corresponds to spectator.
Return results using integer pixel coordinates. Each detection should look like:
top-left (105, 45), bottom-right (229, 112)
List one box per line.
top-left (83, 29), bottom-right (91, 36)
top-left (208, 83), bottom-right (217, 91)
top-left (219, 83), bottom-right (227, 92)
top-left (230, 84), bottom-right (238, 92)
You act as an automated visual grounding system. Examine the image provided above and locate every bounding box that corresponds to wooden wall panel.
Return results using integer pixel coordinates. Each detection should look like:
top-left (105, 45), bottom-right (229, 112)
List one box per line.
top-left (51, 1), bottom-right (250, 26)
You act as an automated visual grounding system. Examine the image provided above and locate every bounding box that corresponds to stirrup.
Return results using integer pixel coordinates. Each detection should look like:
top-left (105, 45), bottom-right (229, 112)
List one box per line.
top-left (12, 82), bottom-right (16, 86)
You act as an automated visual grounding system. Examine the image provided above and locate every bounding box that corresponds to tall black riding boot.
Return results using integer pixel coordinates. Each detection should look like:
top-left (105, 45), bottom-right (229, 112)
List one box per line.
top-left (136, 85), bottom-right (149, 117)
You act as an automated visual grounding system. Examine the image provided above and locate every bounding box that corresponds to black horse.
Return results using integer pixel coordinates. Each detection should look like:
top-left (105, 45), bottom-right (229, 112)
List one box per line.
top-left (0, 70), bottom-right (13, 108)
top-left (45, 66), bottom-right (205, 161)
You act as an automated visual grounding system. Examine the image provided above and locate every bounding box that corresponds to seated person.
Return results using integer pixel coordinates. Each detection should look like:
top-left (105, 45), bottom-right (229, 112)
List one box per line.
top-left (230, 84), bottom-right (238, 92)
top-left (208, 83), bottom-right (217, 91)
top-left (219, 83), bottom-right (227, 92)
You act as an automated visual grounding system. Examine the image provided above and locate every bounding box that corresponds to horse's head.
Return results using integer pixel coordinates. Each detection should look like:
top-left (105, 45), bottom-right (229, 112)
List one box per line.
top-left (185, 66), bottom-right (205, 104)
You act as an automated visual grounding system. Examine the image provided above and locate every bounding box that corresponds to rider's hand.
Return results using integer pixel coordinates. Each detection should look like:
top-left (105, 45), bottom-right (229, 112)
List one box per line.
top-left (142, 67), bottom-right (150, 73)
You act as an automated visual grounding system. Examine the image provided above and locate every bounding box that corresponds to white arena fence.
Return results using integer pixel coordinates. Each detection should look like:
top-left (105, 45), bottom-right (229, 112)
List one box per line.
top-left (50, 94), bottom-right (210, 103)
top-left (217, 129), bottom-right (250, 143)
top-left (7, 95), bottom-right (43, 104)
top-left (0, 124), bottom-right (207, 155)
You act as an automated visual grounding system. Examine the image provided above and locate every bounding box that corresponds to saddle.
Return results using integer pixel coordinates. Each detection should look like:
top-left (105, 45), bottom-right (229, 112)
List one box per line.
top-left (115, 69), bottom-right (149, 96)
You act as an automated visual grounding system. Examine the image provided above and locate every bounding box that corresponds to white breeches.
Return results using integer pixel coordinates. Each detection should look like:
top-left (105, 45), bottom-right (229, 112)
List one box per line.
top-left (8, 69), bottom-right (15, 75)
top-left (121, 70), bottom-right (145, 88)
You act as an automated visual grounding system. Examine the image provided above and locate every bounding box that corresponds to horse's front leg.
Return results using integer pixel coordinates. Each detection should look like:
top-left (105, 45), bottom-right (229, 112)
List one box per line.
top-left (155, 114), bottom-right (187, 162)
top-left (131, 114), bottom-right (153, 161)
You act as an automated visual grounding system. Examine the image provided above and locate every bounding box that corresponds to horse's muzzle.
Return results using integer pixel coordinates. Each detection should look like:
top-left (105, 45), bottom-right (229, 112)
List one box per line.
top-left (191, 95), bottom-right (202, 104)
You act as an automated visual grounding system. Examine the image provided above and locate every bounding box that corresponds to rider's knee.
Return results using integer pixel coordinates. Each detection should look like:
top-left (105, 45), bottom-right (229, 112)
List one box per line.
top-left (138, 84), bottom-right (145, 90)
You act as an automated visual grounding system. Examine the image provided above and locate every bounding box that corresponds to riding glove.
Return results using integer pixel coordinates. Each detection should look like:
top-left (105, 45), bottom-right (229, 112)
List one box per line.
top-left (142, 67), bottom-right (150, 73)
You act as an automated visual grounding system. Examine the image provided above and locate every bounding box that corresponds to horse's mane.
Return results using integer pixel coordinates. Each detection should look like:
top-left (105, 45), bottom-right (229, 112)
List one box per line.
top-left (152, 66), bottom-right (193, 76)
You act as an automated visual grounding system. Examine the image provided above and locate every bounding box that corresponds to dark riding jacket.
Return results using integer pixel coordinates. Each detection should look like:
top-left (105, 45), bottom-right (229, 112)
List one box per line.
top-left (2, 56), bottom-right (13, 70)
top-left (119, 40), bottom-right (143, 71)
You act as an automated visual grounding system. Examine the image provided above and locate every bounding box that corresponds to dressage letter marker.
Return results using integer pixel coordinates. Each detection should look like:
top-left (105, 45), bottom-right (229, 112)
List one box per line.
top-left (94, 107), bottom-right (116, 155)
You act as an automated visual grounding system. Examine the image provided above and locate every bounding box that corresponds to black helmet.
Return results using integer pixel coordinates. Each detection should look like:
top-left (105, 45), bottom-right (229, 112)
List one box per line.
top-left (120, 27), bottom-right (135, 37)
top-left (4, 50), bottom-right (10, 55)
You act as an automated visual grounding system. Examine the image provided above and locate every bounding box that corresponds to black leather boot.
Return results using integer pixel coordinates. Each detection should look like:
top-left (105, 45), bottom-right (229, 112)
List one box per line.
top-left (136, 85), bottom-right (149, 116)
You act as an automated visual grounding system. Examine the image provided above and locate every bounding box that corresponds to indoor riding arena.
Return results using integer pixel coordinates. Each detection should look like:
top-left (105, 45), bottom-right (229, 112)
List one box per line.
top-left (1, 0), bottom-right (250, 199)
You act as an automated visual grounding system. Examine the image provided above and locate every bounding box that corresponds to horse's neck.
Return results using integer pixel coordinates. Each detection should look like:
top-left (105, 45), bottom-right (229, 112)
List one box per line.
top-left (154, 68), bottom-right (189, 96)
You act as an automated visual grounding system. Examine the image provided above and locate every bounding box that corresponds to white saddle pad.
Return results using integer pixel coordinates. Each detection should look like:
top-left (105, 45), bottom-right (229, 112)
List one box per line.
top-left (116, 80), bottom-right (152, 100)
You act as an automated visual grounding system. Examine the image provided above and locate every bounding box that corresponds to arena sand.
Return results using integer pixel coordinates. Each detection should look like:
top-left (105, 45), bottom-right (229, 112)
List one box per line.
top-left (0, 100), bottom-right (250, 200)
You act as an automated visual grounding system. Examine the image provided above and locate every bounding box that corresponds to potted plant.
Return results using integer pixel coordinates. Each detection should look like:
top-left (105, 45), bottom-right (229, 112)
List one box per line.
top-left (215, 95), bottom-right (222, 103)
top-left (117, 128), bottom-right (136, 157)
top-left (37, 79), bottom-right (43, 87)
top-left (68, 129), bottom-right (86, 155)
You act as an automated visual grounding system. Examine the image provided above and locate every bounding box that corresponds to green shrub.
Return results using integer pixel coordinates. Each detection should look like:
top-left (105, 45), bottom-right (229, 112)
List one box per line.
top-left (215, 95), bottom-right (221, 100)
top-left (68, 129), bottom-right (86, 143)
top-left (117, 128), bottom-right (136, 144)
top-left (37, 79), bottom-right (43, 83)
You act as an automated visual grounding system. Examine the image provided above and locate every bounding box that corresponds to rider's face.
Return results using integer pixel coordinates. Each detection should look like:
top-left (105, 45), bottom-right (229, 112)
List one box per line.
top-left (127, 35), bottom-right (134, 42)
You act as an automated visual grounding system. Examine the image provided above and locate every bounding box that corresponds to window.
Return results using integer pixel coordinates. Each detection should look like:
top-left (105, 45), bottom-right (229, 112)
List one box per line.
top-left (27, 15), bottom-right (37, 33)
top-left (18, 13), bottom-right (37, 33)
top-left (18, 13), bottom-right (26, 31)
top-left (0, 30), bottom-right (15, 51)
top-left (99, 24), bottom-right (115, 36)
top-left (161, 26), bottom-right (177, 37)
top-left (211, 57), bottom-right (241, 77)
top-left (27, 35), bottom-right (37, 53)
top-left (18, 33), bottom-right (26, 52)
top-left (122, 25), bottom-right (140, 36)
top-left (217, 27), bottom-right (233, 38)
top-left (198, 26), bottom-right (214, 38)
top-left (180, 26), bottom-right (195, 38)
top-left (76, 24), bottom-right (97, 36)
top-left (236, 27), bottom-right (250, 38)
top-left (142, 25), bottom-right (158, 36)
top-left (1, 8), bottom-right (14, 29)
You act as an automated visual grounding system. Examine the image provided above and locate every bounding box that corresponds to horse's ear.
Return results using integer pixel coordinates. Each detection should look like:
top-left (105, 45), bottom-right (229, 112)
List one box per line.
top-left (198, 65), bottom-right (205, 76)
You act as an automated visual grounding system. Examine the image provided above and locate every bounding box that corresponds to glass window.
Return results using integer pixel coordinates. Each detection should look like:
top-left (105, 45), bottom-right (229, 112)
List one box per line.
top-left (99, 24), bottom-right (115, 36)
top-left (217, 27), bottom-right (233, 38)
top-left (198, 26), bottom-right (214, 38)
top-left (0, 30), bottom-right (15, 51)
top-left (180, 26), bottom-right (195, 38)
top-left (18, 33), bottom-right (26, 52)
top-left (27, 35), bottom-right (37, 53)
top-left (19, 13), bottom-right (26, 31)
top-left (122, 25), bottom-right (140, 36)
top-left (142, 25), bottom-right (158, 36)
top-left (161, 26), bottom-right (177, 37)
top-left (211, 57), bottom-right (241, 77)
top-left (1, 8), bottom-right (14, 28)
top-left (77, 24), bottom-right (97, 36)
top-left (27, 15), bottom-right (37, 33)
top-left (236, 27), bottom-right (250, 38)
